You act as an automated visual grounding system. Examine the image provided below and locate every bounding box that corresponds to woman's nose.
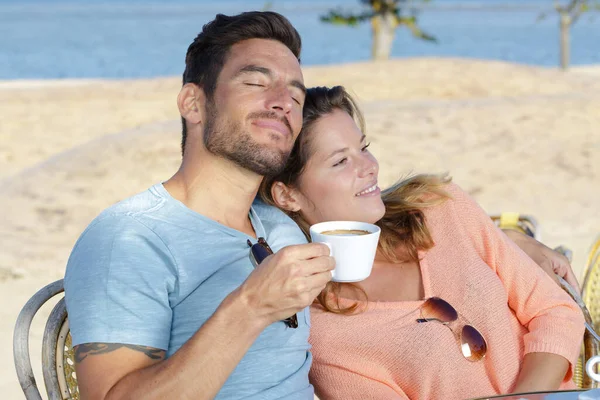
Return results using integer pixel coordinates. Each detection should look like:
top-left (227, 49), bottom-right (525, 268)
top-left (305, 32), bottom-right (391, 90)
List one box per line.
top-left (358, 154), bottom-right (378, 177)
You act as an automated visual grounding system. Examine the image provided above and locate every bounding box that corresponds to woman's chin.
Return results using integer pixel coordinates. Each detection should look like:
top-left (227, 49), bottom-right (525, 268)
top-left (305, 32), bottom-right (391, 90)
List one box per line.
top-left (322, 202), bottom-right (385, 224)
top-left (352, 197), bottom-right (385, 221)
top-left (354, 210), bottom-right (386, 225)
top-left (370, 203), bottom-right (386, 223)
top-left (371, 212), bottom-right (386, 224)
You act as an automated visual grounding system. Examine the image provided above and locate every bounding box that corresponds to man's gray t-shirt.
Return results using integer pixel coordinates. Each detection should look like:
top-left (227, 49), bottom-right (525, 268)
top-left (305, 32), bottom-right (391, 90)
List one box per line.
top-left (64, 183), bottom-right (312, 399)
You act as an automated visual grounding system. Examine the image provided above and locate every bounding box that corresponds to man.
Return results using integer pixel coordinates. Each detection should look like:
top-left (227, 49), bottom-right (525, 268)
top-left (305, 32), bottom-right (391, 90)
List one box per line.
top-left (65, 10), bottom-right (580, 400)
top-left (65, 11), bottom-right (333, 400)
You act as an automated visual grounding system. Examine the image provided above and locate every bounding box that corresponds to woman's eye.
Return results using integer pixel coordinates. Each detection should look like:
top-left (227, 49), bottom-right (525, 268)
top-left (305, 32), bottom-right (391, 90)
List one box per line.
top-left (333, 158), bottom-right (347, 167)
top-left (245, 83), bottom-right (264, 87)
top-left (361, 142), bottom-right (371, 152)
top-left (292, 97), bottom-right (301, 105)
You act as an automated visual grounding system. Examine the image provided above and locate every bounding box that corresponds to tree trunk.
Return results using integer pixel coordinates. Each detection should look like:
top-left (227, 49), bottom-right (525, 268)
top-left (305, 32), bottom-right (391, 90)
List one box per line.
top-left (559, 12), bottom-right (571, 70)
top-left (371, 12), bottom-right (397, 60)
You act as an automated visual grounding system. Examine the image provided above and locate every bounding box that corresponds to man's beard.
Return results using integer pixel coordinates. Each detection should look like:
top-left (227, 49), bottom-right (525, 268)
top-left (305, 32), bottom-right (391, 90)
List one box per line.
top-left (203, 99), bottom-right (292, 177)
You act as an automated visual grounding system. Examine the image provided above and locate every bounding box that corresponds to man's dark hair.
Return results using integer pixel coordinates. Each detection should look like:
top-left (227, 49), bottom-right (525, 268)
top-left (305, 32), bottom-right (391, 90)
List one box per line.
top-left (180, 11), bottom-right (302, 155)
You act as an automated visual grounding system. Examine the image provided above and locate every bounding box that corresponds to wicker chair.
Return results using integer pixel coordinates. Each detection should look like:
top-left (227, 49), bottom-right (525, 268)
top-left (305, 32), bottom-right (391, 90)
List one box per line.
top-left (558, 276), bottom-right (600, 389)
top-left (13, 279), bottom-right (79, 400)
top-left (582, 236), bottom-right (600, 331)
top-left (491, 212), bottom-right (540, 241)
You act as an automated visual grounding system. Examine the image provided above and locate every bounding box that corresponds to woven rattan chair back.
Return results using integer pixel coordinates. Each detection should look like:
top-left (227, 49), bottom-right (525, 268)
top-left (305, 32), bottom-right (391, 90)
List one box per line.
top-left (13, 279), bottom-right (79, 399)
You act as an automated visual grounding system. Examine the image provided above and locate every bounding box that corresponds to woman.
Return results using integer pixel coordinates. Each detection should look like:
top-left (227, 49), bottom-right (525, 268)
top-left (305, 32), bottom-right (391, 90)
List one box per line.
top-left (259, 86), bottom-right (585, 399)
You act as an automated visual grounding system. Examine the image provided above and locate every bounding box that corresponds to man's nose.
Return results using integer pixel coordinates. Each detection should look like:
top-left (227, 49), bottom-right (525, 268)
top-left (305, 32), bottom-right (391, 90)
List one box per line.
top-left (266, 85), bottom-right (293, 114)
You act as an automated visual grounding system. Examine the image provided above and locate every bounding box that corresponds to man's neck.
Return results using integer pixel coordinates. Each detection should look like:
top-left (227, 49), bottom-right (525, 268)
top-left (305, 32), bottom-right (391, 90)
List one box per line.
top-left (164, 151), bottom-right (263, 237)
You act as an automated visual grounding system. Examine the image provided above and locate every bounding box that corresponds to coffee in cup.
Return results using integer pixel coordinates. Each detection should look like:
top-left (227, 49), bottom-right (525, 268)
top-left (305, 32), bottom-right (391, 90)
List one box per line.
top-left (321, 229), bottom-right (370, 236)
top-left (309, 221), bottom-right (381, 282)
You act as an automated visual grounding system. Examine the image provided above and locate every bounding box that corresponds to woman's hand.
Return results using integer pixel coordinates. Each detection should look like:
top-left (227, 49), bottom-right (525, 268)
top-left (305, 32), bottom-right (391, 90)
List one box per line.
top-left (502, 229), bottom-right (581, 294)
top-left (511, 352), bottom-right (570, 394)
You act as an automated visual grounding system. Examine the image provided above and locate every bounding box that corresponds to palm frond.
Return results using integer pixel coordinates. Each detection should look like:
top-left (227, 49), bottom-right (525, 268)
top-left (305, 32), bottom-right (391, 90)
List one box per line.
top-left (320, 9), bottom-right (374, 26)
top-left (397, 16), bottom-right (437, 42)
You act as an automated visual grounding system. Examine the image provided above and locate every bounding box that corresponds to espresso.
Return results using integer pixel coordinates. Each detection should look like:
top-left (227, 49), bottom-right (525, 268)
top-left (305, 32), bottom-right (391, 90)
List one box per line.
top-left (321, 229), bottom-right (371, 236)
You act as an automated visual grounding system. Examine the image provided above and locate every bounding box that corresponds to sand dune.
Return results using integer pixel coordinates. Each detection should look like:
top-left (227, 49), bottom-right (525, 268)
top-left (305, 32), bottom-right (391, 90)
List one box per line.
top-left (1, 58), bottom-right (599, 399)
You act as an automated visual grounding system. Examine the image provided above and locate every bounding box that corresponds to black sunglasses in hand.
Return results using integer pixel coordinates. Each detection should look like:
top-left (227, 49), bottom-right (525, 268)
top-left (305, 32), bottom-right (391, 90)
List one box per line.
top-left (247, 237), bottom-right (299, 329)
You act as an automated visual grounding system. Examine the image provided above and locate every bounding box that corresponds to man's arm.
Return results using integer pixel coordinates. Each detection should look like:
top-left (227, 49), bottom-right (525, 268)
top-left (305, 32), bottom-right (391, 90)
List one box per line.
top-left (75, 291), bottom-right (265, 400)
top-left (502, 229), bottom-right (581, 293)
top-left (74, 243), bottom-right (334, 400)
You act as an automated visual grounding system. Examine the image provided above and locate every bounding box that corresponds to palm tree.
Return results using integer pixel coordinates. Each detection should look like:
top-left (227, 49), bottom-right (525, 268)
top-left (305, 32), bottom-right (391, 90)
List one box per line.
top-left (321, 0), bottom-right (436, 61)
top-left (540, 1), bottom-right (600, 69)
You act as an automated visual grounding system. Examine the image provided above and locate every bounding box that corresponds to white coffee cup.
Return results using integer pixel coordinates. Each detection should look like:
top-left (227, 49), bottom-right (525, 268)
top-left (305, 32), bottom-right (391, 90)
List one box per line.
top-left (309, 221), bottom-right (381, 282)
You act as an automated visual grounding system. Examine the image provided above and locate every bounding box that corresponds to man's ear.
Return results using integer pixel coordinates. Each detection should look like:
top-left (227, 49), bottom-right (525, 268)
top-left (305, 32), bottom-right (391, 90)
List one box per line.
top-left (271, 182), bottom-right (303, 213)
top-left (177, 83), bottom-right (206, 126)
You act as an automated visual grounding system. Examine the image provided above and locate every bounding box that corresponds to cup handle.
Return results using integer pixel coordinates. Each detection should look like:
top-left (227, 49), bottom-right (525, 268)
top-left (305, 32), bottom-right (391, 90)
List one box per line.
top-left (586, 355), bottom-right (600, 382)
top-left (321, 243), bottom-right (334, 278)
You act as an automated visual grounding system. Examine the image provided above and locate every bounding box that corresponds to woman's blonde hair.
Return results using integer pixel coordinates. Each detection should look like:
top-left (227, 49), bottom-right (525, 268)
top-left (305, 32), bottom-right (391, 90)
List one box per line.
top-left (259, 86), bottom-right (451, 314)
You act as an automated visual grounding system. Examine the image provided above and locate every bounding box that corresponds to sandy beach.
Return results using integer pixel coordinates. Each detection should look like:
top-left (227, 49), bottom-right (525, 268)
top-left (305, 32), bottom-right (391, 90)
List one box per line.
top-left (1, 58), bottom-right (599, 399)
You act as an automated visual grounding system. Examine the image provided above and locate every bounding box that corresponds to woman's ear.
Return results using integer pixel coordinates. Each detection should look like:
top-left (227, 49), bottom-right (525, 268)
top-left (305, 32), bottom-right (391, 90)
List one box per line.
top-left (177, 83), bottom-right (206, 126)
top-left (271, 182), bottom-right (303, 213)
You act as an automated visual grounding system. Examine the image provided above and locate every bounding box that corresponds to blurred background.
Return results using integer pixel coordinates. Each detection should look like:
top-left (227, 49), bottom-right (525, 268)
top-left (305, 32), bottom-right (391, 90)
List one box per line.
top-left (1, 1), bottom-right (599, 398)
top-left (2, 0), bottom-right (600, 78)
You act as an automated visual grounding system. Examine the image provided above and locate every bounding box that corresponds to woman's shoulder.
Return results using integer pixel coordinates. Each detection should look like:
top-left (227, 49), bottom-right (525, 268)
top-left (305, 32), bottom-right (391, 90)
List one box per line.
top-left (422, 181), bottom-right (477, 211)
top-left (383, 174), bottom-right (454, 204)
top-left (420, 181), bottom-right (485, 231)
top-left (443, 181), bottom-right (469, 198)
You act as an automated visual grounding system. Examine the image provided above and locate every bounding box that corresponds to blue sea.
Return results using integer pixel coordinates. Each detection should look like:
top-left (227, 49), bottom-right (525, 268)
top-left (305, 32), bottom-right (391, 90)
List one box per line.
top-left (1, 0), bottom-right (599, 79)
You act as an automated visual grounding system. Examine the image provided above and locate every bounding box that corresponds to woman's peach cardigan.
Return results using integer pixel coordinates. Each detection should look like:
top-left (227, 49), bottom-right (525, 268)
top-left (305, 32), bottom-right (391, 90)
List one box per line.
top-left (309, 183), bottom-right (585, 400)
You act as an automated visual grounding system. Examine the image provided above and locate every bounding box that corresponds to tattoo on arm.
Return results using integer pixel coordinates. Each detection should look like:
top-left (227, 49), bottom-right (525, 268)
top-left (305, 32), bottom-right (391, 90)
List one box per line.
top-left (74, 343), bottom-right (165, 363)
